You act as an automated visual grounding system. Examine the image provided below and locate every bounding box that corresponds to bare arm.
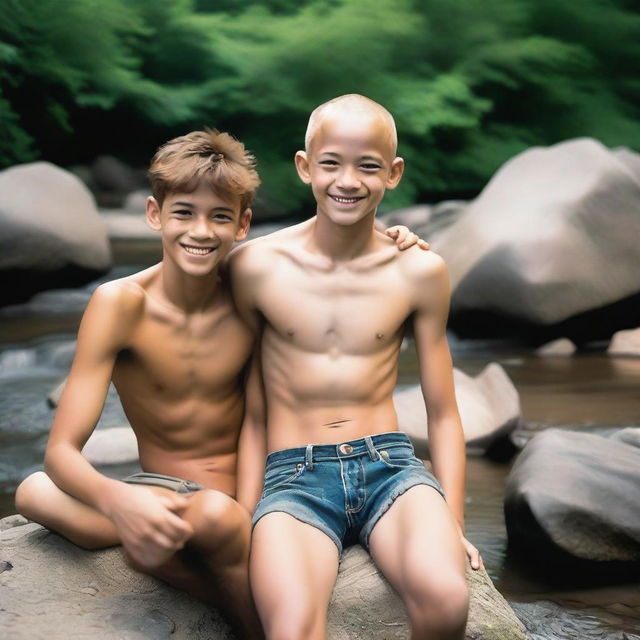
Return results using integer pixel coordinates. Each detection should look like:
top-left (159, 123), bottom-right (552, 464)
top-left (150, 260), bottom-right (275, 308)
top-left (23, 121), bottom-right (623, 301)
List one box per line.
top-left (236, 349), bottom-right (267, 514)
top-left (412, 255), bottom-right (482, 569)
top-left (412, 257), bottom-right (465, 525)
top-left (45, 282), bottom-right (192, 566)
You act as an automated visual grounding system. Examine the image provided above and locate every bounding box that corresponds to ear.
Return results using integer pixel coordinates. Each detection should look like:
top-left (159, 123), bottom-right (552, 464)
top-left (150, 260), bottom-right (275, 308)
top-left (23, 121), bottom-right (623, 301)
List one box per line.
top-left (294, 150), bottom-right (311, 184)
top-left (146, 196), bottom-right (162, 231)
top-left (386, 157), bottom-right (404, 190)
top-left (235, 208), bottom-right (252, 242)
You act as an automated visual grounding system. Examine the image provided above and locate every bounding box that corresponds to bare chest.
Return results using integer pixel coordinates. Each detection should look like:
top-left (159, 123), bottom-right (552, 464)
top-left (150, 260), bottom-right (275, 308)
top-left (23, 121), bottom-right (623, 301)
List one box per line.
top-left (259, 263), bottom-right (412, 354)
top-left (114, 304), bottom-right (253, 395)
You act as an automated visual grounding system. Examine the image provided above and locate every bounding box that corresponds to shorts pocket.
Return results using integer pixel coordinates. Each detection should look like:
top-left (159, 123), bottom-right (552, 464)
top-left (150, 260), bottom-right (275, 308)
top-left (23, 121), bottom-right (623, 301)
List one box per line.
top-left (377, 445), bottom-right (423, 470)
top-left (262, 463), bottom-right (305, 495)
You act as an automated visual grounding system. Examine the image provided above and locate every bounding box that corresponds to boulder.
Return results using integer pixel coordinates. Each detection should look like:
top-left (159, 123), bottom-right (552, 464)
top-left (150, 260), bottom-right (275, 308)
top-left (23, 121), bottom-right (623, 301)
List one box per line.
top-left (535, 338), bottom-right (576, 357)
top-left (123, 190), bottom-right (151, 214)
top-left (394, 363), bottom-right (521, 457)
top-left (82, 426), bottom-right (139, 465)
top-left (0, 519), bottom-right (528, 639)
top-left (91, 156), bottom-right (147, 207)
top-left (379, 200), bottom-right (468, 244)
top-left (608, 327), bottom-right (640, 356)
top-left (505, 428), bottom-right (640, 564)
top-left (430, 139), bottom-right (640, 337)
top-left (0, 162), bottom-right (111, 305)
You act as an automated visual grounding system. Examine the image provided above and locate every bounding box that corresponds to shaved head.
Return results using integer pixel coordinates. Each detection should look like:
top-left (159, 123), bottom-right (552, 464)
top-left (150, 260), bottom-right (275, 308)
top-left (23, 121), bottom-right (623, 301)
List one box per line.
top-left (304, 94), bottom-right (398, 155)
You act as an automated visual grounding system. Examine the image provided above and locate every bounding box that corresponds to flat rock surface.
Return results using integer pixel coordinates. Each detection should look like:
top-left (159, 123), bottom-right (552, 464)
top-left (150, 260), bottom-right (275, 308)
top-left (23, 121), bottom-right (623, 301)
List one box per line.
top-left (1, 520), bottom-right (528, 639)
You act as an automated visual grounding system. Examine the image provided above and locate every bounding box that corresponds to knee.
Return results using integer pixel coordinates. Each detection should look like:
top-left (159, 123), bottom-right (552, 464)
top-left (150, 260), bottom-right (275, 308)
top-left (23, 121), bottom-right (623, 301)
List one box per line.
top-left (407, 574), bottom-right (469, 638)
top-left (15, 471), bottom-right (49, 519)
top-left (191, 491), bottom-right (249, 548)
top-left (263, 611), bottom-right (323, 640)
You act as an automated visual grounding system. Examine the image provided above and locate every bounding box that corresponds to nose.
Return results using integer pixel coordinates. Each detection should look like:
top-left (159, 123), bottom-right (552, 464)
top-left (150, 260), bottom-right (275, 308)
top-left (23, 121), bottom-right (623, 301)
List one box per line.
top-left (336, 165), bottom-right (361, 190)
top-left (189, 216), bottom-right (215, 240)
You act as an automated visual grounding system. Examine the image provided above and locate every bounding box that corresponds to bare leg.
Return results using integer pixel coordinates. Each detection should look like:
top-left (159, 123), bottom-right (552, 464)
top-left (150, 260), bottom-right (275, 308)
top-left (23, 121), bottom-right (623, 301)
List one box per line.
top-left (16, 473), bottom-right (262, 639)
top-left (159, 489), bottom-right (262, 640)
top-left (15, 471), bottom-right (119, 548)
top-left (368, 485), bottom-right (469, 640)
top-left (251, 513), bottom-right (340, 640)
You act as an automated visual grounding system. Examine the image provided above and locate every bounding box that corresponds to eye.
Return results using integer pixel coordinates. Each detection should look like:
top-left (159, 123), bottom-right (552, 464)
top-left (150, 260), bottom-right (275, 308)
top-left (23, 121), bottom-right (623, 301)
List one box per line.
top-left (361, 163), bottom-right (381, 171)
top-left (319, 159), bottom-right (338, 168)
top-left (212, 213), bottom-right (232, 222)
top-left (172, 209), bottom-right (192, 217)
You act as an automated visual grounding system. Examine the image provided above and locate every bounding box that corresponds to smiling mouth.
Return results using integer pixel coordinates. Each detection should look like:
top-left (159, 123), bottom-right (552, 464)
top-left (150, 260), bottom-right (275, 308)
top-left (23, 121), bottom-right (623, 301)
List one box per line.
top-left (181, 244), bottom-right (216, 256)
top-left (329, 195), bottom-right (365, 205)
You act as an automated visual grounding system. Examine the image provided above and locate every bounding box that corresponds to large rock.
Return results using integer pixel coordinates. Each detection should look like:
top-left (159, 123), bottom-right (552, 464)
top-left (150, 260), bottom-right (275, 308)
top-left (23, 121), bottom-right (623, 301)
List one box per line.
top-left (608, 327), bottom-right (640, 357)
top-left (505, 428), bottom-right (640, 565)
top-left (430, 139), bottom-right (640, 339)
top-left (0, 519), bottom-right (528, 639)
top-left (379, 200), bottom-right (468, 244)
top-left (0, 162), bottom-right (111, 305)
top-left (394, 363), bottom-right (521, 457)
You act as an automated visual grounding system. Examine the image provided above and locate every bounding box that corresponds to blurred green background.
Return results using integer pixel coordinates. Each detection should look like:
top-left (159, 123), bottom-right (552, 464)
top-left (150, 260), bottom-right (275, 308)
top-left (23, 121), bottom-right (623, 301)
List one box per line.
top-left (2, 0), bottom-right (640, 217)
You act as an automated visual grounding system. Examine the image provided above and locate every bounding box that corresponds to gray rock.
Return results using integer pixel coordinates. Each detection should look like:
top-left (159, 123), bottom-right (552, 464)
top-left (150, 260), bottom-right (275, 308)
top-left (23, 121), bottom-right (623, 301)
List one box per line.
top-left (123, 190), bottom-right (151, 214)
top-left (535, 338), bottom-right (577, 356)
top-left (610, 427), bottom-right (640, 448)
top-left (0, 520), bottom-right (528, 639)
top-left (91, 156), bottom-right (147, 207)
top-left (379, 201), bottom-right (468, 244)
top-left (608, 328), bottom-right (640, 357)
top-left (505, 428), bottom-right (640, 563)
top-left (82, 425), bottom-right (138, 465)
top-left (0, 162), bottom-right (111, 304)
top-left (394, 363), bottom-right (521, 457)
top-left (431, 138), bottom-right (640, 326)
top-left (101, 210), bottom-right (158, 240)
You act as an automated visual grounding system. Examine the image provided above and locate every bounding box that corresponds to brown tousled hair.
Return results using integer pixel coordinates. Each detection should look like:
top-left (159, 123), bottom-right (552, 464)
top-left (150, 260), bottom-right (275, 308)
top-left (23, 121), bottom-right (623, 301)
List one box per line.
top-left (148, 129), bottom-right (260, 210)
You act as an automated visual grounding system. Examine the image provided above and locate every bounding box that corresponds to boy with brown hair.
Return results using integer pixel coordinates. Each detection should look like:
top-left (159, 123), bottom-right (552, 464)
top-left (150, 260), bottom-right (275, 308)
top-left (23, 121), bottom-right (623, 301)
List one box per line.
top-left (15, 128), bottom-right (423, 638)
top-left (231, 95), bottom-right (482, 640)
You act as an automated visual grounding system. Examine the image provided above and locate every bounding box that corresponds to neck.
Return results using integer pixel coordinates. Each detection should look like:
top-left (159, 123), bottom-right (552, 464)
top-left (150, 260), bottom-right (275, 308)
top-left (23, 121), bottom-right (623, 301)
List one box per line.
top-left (159, 260), bottom-right (220, 313)
top-left (310, 211), bottom-right (377, 262)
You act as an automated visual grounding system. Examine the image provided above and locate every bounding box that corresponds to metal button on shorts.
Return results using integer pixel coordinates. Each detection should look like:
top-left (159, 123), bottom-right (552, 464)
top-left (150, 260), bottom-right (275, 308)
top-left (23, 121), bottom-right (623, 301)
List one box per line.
top-left (339, 443), bottom-right (353, 454)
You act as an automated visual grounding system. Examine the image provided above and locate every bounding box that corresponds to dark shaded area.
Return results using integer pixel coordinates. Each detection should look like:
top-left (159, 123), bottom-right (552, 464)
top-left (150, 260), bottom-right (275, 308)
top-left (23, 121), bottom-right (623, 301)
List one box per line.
top-left (448, 290), bottom-right (640, 346)
top-left (0, 265), bottom-right (107, 307)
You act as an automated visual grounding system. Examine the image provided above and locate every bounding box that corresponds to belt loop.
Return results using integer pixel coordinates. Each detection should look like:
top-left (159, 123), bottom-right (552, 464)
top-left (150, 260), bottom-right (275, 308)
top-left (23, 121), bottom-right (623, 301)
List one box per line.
top-left (365, 436), bottom-right (379, 461)
top-left (305, 444), bottom-right (314, 470)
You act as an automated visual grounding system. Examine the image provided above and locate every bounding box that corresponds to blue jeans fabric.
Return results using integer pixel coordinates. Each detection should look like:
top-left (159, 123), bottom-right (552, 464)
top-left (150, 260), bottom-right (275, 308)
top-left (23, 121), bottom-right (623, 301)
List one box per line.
top-left (252, 432), bottom-right (445, 553)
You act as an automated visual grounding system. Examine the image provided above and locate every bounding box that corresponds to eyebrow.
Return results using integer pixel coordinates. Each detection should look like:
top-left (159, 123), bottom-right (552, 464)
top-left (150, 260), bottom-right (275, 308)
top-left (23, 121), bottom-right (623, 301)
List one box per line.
top-left (172, 201), bottom-right (236, 213)
top-left (318, 152), bottom-right (384, 162)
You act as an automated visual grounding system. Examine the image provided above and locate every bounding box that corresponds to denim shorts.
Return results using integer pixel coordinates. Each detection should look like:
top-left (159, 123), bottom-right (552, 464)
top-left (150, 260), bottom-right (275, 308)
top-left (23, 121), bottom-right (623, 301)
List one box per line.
top-left (252, 432), bottom-right (445, 553)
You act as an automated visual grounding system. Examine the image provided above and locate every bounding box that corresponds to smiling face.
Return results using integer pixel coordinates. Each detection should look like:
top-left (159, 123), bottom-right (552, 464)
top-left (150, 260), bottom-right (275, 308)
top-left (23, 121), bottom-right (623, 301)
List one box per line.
top-left (147, 183), bottom-right (251, 277)
top-left (296, 109), bottom-right (403, 226)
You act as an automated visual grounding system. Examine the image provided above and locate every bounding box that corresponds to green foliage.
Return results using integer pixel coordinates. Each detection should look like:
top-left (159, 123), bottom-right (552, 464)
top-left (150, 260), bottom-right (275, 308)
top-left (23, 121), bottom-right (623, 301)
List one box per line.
top-left (1, 0), bottom-right (639, 215)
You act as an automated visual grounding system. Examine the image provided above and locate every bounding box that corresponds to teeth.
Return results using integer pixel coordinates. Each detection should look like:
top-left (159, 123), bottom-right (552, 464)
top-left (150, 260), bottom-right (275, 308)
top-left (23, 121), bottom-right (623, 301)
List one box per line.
top-left (331, 196), bottom-right (362, 204)
top-left (183, 246), bottom-right (214, 255)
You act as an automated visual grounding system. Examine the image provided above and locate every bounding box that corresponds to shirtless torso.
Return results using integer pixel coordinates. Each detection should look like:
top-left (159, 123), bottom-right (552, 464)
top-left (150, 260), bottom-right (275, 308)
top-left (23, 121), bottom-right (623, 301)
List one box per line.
top-left (107, 264), bottom-right (253, 494)
top-left (233, 218), bottom-right (445, 450)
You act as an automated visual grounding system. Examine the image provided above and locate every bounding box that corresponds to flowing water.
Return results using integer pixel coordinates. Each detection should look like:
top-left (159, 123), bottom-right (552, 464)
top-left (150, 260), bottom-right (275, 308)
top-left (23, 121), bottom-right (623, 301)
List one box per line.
top-left (0, 237), bottom-right (639, 639)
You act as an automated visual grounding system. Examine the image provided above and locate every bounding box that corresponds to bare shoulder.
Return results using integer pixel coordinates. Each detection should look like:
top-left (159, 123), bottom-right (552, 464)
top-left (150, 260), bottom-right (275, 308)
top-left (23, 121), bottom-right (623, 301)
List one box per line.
top-left (81, 268), bottom-right (156, 345)
top-left (395, 247), bottom-right (450, 313)
top-left (398, 245), bottom-right (448, 282)
top-left (230, 219), bottom-right (312, 276)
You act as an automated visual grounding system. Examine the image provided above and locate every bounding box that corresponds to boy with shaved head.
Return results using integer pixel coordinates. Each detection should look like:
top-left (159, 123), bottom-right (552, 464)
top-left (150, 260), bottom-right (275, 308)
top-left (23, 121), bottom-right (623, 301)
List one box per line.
top-left (231, 94), bottom-right (481, 640)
